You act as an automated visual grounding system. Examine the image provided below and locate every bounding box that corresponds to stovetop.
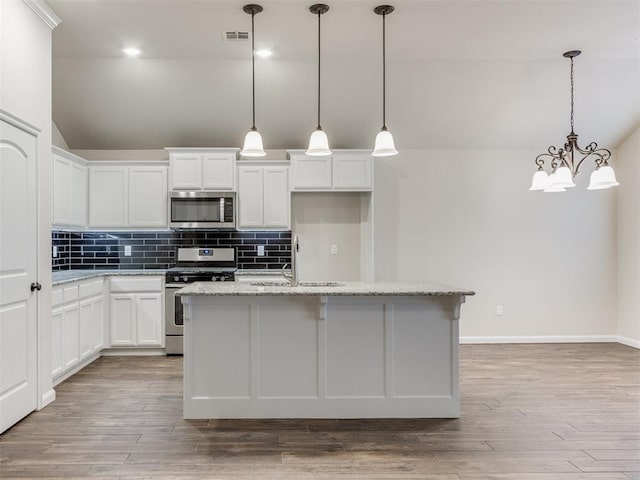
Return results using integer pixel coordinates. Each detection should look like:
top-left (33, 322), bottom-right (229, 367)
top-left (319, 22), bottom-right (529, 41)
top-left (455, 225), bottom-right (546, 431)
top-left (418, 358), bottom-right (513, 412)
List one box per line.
top-left (167, 267), bottom-right (237, 274)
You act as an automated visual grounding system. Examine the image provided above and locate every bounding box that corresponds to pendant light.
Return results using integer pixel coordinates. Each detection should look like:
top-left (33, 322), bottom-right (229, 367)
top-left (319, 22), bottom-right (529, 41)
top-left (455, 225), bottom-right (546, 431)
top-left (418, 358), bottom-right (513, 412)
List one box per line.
top-left (530, 50), bottom-right (617, 192)
top-left (372, 5), bottom-right (398, 157)
top-left (306, 4), bottom-right (331, 156)
top-left (240, 4), bottom-right (266, 157)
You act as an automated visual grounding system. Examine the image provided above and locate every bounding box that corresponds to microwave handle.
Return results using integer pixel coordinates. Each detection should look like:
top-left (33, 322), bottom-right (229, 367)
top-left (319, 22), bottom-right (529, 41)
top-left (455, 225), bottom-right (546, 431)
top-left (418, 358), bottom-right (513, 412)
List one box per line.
top-left (220, 197), bottom-right (225, 221)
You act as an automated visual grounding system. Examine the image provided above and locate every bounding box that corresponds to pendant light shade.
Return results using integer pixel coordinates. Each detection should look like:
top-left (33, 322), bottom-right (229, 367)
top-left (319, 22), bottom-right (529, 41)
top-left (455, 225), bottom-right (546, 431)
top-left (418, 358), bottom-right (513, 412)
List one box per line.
top-left (307, 129), bottom-right (331, 156)
top-left (306, 4), bottom-right (331, 156)
top-left (372, 5), bottom-right (398, 157)
top-left (547, 165), bottom-right (575, 189)
top-left (240, 4), bottom-right (266, 157)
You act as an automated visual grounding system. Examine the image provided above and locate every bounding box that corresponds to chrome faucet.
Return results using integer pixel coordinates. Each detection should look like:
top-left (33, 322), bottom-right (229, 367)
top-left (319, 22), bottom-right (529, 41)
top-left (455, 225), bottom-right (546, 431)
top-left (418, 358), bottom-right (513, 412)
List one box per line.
top-left (282, 235), bottom-right (300, 286)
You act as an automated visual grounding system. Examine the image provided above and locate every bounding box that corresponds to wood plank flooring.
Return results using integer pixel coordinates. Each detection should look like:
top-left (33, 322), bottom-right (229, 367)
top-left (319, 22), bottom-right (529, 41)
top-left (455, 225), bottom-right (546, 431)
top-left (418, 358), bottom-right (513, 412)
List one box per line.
top-left (1, 343), bottom-right (638, 479)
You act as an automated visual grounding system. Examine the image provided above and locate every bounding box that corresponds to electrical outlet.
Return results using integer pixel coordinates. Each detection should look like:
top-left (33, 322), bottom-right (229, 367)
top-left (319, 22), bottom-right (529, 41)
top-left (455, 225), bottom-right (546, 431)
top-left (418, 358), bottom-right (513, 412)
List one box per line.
top-left (496, 304), bottom-right (503, 316)
top-left (52, 246), bottom-right (58, 258)
top-left (124, 245), bottom-right (132, 257)
top-left (331, 244), bottom-right (338, 255)
top-left (257, 245), bottom-right (265, 256)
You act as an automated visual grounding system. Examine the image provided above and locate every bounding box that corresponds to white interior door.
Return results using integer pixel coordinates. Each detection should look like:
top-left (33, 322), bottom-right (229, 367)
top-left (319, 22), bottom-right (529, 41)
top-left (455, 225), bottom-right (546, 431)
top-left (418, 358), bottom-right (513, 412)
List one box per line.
top-left (0, 116), bottom-right (38, 433)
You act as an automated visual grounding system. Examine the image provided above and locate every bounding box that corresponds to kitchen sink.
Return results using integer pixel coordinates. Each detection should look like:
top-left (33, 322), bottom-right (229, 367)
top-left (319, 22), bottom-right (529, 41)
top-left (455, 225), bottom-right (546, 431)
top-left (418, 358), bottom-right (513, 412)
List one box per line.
top-left (248, 281), bottom-right (346, 287)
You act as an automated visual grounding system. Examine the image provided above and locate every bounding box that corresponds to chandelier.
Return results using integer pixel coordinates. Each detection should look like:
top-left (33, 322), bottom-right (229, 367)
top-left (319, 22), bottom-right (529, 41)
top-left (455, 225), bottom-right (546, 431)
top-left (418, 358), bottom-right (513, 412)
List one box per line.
top-left (529, 50), bottom-right (618, 192)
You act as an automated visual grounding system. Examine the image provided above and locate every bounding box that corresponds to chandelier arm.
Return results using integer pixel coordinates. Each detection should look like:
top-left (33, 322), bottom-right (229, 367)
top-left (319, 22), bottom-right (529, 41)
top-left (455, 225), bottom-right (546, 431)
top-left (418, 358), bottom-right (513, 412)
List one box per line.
top-left (574, 148), bottom-right (612, 172)
top-left (535, 152), bottom-right (561, 169)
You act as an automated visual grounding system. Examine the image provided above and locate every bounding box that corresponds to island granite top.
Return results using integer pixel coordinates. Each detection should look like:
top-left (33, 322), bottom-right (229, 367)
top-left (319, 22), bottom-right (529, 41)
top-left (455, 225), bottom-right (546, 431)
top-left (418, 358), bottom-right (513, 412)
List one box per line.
top-left (177, 280), bottom-right (474, 297)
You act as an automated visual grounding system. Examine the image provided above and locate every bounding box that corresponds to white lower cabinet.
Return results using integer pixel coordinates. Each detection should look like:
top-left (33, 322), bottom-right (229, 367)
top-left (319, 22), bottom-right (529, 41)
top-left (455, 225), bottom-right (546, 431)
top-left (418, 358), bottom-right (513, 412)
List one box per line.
top-left (109, 276), bottom-right (164, 348)
top-left (51, 278), bottom-right (104, 382)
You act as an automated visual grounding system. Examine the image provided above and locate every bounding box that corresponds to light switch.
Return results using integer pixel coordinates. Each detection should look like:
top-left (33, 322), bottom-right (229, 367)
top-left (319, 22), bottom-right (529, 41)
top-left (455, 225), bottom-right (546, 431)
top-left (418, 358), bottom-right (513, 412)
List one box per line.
top-left (124, 245), bottom-right (132, 256)
top-left (331, 244), bottom-right (338, 255)
top-left (257, 245), bottom-right (265, 256)
top-left (52, 246), bottom-right (58, 258)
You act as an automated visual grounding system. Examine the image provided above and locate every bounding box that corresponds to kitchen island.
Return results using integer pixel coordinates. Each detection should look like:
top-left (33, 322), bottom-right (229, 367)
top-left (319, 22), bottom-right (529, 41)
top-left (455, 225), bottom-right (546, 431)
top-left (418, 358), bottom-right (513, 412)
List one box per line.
top-left (178, 281), bottom-right (474, 419)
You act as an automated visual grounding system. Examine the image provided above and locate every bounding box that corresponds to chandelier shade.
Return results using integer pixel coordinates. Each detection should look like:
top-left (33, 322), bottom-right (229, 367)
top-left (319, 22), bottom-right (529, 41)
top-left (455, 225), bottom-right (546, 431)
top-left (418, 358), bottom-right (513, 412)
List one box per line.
top-left (240, 4), bottom-right (266, 157)
top-left (530, 50), bottom-right (617, 193)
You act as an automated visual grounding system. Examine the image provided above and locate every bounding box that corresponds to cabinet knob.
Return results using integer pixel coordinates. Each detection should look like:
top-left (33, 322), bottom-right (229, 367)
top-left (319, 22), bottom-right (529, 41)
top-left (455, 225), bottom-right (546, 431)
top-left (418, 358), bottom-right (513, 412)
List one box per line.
top-left (30, 282), bottom-right (42, 292)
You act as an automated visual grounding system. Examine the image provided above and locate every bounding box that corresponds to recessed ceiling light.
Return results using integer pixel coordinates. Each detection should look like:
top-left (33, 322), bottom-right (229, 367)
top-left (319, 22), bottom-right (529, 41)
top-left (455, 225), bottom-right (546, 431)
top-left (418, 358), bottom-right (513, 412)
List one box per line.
top-left (255, 49), bottom-right (272, 58)
top-left (122, 47), bottom-right (141, 57)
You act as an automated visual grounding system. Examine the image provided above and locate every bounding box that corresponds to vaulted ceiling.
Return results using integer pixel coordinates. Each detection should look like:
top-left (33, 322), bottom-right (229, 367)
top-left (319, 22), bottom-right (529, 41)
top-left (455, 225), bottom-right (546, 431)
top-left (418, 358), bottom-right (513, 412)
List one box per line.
top-left (50, 0), bottom-right (639, 151)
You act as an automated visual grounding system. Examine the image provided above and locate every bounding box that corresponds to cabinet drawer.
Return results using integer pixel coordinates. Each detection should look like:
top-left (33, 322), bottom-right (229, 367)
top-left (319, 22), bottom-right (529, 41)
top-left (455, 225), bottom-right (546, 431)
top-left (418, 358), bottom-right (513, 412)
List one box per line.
top-left (63, 285), bottom-right (79, 303)
top-left (109, 276), bottom-right (163, 293)
top-left (52, 287), bottom-right (64, 307)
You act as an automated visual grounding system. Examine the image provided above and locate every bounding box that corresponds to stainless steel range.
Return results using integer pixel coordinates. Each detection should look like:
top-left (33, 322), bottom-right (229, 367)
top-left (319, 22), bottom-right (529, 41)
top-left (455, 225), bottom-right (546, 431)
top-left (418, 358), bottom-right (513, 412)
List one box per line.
top-left (165, 247), bottom-right (236, 354)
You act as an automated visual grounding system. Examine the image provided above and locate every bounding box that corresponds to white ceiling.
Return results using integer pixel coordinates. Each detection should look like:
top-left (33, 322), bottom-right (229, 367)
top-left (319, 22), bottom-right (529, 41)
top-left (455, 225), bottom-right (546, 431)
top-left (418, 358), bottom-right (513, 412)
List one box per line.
top-left (50, 0), bottom-right (640, 151)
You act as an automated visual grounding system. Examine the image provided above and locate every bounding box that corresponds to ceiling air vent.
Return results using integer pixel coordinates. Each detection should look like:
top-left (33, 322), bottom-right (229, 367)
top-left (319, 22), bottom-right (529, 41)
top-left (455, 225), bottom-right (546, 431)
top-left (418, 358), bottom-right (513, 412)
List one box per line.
top-left (223, 30), bottom-right (250, 42)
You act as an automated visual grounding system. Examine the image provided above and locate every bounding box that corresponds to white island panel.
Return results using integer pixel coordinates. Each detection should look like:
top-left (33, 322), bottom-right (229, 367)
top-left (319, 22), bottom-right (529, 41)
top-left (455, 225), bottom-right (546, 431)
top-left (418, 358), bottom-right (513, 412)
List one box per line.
top-left (182, 290), bottom-right (468, 419)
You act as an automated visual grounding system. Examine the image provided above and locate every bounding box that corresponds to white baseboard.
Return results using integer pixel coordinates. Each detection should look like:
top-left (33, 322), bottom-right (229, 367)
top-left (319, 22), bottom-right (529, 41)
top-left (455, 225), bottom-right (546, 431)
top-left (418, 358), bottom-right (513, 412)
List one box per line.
top-left (39, 389), bottom-right (56, 409)
top-left (101, 348), bottom-right (166, 356)
top-left (460, 335), bottom-right (619, 344)
top-left (617, 336), bottom-right (640, 349)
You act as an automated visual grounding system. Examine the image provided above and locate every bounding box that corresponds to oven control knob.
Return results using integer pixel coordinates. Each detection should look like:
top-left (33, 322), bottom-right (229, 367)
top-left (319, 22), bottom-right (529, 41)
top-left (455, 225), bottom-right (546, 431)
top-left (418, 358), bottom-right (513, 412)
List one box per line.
top-left (182, 276), bottom-right (189, 282)
top-left (220, 276), bottom-right (226, 282)
top-left (211, 276), bottom-right (217, 282)
top-left (173, 276), bottom-right (180, 282)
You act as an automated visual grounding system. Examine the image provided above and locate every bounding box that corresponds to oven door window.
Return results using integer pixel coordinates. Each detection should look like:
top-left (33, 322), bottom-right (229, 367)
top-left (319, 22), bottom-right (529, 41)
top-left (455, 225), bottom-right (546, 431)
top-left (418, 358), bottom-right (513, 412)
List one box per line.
top-left (174, 297), bottom-right (184, 326)
top-left (171, 198), bottom-right (221, 223)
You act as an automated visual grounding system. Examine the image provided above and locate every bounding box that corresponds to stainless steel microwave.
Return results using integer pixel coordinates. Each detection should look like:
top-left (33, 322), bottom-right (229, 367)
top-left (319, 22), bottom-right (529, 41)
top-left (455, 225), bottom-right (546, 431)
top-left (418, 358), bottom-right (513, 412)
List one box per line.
top-left (169, 191), bottom-right (236, 229)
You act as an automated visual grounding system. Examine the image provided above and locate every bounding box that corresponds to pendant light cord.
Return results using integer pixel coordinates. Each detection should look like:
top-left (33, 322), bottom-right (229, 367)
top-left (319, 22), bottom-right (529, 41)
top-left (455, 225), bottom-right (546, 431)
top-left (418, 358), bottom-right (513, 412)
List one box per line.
top-left (317, 10), bottom-right (321, 130)
top-left (251, 11), bottom-right (256, 130)
top-left (382, 11), bottom-right (387, 131)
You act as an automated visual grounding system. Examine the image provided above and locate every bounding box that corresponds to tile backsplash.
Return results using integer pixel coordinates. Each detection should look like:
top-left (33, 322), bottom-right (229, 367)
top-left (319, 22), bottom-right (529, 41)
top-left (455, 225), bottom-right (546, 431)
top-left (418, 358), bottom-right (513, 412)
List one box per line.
top-left (51, 230), bottom-right (291, 271)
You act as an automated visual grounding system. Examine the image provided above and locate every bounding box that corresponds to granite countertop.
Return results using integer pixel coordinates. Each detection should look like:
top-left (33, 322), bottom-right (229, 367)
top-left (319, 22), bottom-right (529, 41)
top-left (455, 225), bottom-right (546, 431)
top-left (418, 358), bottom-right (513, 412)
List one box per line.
top-left (52, 269), bottom-right (167, 286)
top-left (177, 280), bottom-right (475, 297)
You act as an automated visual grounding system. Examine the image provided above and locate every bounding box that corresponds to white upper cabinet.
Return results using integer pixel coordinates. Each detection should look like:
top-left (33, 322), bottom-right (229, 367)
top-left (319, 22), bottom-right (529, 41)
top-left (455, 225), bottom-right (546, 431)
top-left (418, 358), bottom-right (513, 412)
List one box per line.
top-left (289, 150), bottom-right (373, 192)
top-left (331, 151), bottom-right (372, 191)
top-left (238, 164), bottom-right (289, 230)
top-left (167, 148), bottom-right (238, 191)
top-left (52, 147), bottom-right (88, 227)
top-left (290, 154), bottom-right (332, 190)
top-left (89, 164), bottom-right (168, 229)
top-left (128, 166), bottom-right (167, 227)
top-left (89, 167), bottom-right (128, 227)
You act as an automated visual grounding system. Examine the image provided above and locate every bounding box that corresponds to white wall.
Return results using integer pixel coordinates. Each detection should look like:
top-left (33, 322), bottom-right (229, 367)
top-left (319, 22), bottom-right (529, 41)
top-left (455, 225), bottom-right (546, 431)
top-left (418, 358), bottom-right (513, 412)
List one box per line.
top-left (616, 126), bottom-right (640, 347)
top-left (1, 0), bottom-right (57, 407)
top-left (291, 193), bottom-right (362, 282)
top-left (373, 149), bottom-right (618, 340)
top-left (52, 120), bottom-right (68, 149)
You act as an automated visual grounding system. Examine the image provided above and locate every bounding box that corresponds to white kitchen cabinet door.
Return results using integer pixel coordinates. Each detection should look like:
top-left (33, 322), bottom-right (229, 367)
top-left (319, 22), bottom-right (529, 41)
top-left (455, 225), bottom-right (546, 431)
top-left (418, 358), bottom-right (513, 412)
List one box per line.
top-left (51, 307), bottom-right (64, 378)
top-left (263, 167), bottom-right (290, 228)
top-left (332, 152), bottom-right (372, 191)
top-left (135, 293), bottom-right (163, 346)
top-left (202, 153), bottom-right (235, 190)
top-left (110, 294), bottom-right (136, 346)
top-left (89, 167), bottom-right (128, 227)
top-left (78, 298), bottom-right (93, 361)
top-left (290, 153), bottom-right (331, 190)
top-left (52, 155), bottom-right (72, 225)
top-left (91, 296), bottom-right (105, 353)
top-left (170, 154), bottom-right (201, 190)
top-left (71, 162), bottom-right (87, 226)
top-left (128, 166), bottom-right (167, 227)
top-left (237, 166), bottom-right (264, 228)
top-left (62, 304), bottom-right (79, 370)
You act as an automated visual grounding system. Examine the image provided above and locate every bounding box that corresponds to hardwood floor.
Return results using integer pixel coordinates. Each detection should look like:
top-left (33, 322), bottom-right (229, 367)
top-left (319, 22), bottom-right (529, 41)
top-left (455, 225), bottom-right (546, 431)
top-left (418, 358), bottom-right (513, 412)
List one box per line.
top-left (1, 343), bottom-right (638, 479)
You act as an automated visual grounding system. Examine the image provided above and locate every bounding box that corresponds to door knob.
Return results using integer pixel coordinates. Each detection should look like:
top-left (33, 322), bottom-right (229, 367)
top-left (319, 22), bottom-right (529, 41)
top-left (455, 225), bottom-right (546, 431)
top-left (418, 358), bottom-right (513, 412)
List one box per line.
top-left (30, 282), bottom-right (42, 292)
